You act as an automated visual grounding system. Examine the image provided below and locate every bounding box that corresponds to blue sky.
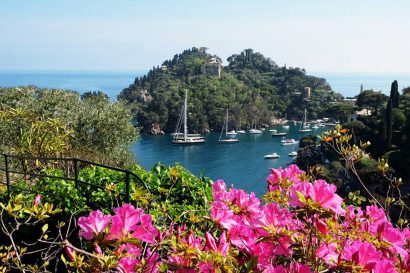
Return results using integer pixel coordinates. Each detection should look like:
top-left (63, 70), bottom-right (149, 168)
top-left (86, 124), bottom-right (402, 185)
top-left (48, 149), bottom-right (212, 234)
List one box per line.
top-left (1, 0), bottom-right (409, 73)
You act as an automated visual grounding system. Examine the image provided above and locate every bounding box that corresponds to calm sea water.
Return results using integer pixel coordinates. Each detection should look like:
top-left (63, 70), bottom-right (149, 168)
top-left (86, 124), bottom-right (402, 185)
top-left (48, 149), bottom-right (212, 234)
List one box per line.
top-left (1, 71), bottom-right (409, 194)
top-left (132, 126), bottom-right (329, 196)
top-left (0, 71), bottom-right (142, 98)
top-left (1, 71), bottom-right (409, 98)
top-left (317, 72), bottom-right (410, 97)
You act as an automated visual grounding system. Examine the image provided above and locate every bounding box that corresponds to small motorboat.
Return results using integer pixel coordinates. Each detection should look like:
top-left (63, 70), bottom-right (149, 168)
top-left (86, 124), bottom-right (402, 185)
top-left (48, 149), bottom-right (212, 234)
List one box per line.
top-left (249, 129), bottom-right (262, 134)
top-left (236, 130), bottom-right (246, 134)
top-left (288, 151), bottom-right (298, 157)
top-left (218, 138), bottom-right (239, 144)
top-left (282, 139), bottom-right (299, 146)
top-left (281, 138), bottom-right (295, 143)
top-left (269, 129), bottom-right (277, 133)
top-left (264, 152), bottom-right (280, 159)
top-left (282, 125), bottom-right (290, 129)
top-left (311, 125), bottom-right (319, 129)
top-left (226, 130), bottom-right (238, 136)
top-left (272, 132), bottom-right (287, 136)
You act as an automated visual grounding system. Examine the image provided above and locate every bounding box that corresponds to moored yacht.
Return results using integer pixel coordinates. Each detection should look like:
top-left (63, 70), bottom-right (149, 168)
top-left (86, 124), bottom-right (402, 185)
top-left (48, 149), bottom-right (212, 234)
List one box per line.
top-left (219, 109), bottom-right (239, 143)
top-left (172, 90), bottom-right (205, 144)
top-left (264, 152), bottom-right (280, 159)
top-left (288, 151), bottom-right (298, 157)
top-left (299, 108), bottom-right (312, 133)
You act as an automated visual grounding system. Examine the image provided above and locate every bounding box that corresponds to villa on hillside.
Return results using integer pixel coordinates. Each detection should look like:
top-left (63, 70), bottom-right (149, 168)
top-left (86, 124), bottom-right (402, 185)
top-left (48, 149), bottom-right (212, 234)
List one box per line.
top-left (206, 57), bottom-right (222, 78)
top-left (347, 108), bottom-right (371, 122)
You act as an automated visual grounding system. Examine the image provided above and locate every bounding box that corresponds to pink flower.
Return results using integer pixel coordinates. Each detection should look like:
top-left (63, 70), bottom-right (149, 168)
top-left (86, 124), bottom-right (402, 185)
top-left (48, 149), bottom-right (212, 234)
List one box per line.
top-left (205, 232), bottom-right (229, 256)
top-left (373, 259), bottom-right (398, 273)
top-left (65, 246), bottom-right (75, 261)
top-left (254, 203), bottom-right (293, 235)
top-left (78, 210), bottom-right (111, 240)
top-left (117, 244), bottom-right (142, 273)
top-left (107, 204), bottom-right (159, 244)
top-left (118, 256), bottom-right (138, 273)
top-left (33, 194), bottom-right (41, 206)
top-left (315, 242), bottom-right (338, 265)
top-left (267, 164), bottom-right (303, 192)
top-left (212, 179), bottom-right (228, 201)
top-left (290, 179), bottom-right (344, 215)
top-left (366, 205), bottom-right (387, 224)
top-left (210, 205), bottom-right (236, 230)
top-left (229, 224), bottom-right (257, 251)
top-left (287, 262), bottom-right (313, 273)
top-left (94, 242), bottom-right (102, 255)
top-left (263, 265), bottom-right (287, 273)
top-left (342, 241), bottom-right (382, 271)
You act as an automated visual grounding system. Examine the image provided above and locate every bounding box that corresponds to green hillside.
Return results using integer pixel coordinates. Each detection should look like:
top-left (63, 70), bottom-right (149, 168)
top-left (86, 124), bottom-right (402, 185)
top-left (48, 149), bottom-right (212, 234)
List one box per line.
top-left (119, 47), bottom-right (343, 134)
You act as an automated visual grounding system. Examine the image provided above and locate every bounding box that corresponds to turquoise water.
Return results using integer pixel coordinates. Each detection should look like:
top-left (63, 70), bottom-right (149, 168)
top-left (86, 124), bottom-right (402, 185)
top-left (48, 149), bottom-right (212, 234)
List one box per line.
top-left (0, 71), bottom-right (142, 98)
top-left (132, 125), bottom-right (329, 196)
top-left (317, 72), bottom-right (410, 97)
top-left (1, 70), bottom-right (408, 194)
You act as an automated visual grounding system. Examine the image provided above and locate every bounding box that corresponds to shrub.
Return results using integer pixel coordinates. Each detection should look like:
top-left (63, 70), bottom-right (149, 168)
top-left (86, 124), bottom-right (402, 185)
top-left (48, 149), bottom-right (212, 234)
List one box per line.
top-left (62, 164), bottom-right (410, 273)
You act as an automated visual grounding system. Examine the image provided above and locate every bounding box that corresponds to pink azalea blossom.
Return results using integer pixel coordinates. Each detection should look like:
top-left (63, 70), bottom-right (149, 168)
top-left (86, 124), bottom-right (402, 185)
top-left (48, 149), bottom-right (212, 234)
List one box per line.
top-left (373, 259), bottom-right (398, 273)
top-left (290, 179), bottom-right (344, 215)
top-left (78, 210), bottom-right (111, 240)
top-left (107, 204), bottom-right (159, 244)
top-left (342, 241), bottom-right (382, 271)
top-left (205, 232), bottom-right (229, 256)
top-left (315, 242), bottom-right (338, 265)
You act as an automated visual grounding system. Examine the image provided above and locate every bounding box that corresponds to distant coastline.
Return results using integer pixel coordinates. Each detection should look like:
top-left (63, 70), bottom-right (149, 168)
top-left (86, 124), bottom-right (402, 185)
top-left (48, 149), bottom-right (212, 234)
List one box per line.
top-left (0, 70), bottom-right (409, 98)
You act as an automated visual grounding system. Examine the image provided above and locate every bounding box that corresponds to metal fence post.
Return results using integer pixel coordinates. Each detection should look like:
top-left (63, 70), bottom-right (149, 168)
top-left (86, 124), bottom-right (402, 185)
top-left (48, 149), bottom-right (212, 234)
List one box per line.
top-left (125, 171), bottom-right (130, 203)
top-left (4, 155), bottom-right (10, 196)
top-left (73, 158), bottom-right (79, 189)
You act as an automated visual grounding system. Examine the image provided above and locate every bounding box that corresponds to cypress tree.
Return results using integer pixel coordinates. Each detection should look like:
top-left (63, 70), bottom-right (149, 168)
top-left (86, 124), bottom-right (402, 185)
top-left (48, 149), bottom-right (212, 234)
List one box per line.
top-left (385, 98), bottom-right (393, 149)
top-left (378, 118), bottom-right (387, 143)
top-left (390, 80), bottom-right (400, 108)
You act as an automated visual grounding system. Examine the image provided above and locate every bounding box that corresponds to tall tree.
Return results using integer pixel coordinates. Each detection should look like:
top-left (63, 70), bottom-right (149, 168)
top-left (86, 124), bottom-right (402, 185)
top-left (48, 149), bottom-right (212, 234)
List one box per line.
top-left (390, 80), bottom-right (400, 108)
top-left (356, 90), bottom-right (388, 116)
top-left (385, 98), bottom-right (393, 149)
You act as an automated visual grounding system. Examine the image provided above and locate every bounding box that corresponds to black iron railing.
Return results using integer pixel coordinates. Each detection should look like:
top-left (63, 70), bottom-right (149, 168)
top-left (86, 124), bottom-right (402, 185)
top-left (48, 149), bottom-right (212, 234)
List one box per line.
top-left (0, 153), bottom-right (149, 203)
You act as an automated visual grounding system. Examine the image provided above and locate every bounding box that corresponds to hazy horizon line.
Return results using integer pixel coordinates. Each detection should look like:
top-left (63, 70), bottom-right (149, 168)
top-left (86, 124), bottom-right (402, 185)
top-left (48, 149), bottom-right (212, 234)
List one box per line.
top-left (1, 69), bottom-right (410, 76)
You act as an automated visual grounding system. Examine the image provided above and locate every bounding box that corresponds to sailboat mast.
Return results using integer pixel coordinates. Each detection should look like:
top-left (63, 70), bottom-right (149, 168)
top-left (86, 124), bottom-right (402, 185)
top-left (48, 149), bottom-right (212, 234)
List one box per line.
top-left (226, 109), bottom-right (229, 137)
top-left (184, 89), bottom-right (188, 140)
top-left (304, 108), bottom-right (307, 124)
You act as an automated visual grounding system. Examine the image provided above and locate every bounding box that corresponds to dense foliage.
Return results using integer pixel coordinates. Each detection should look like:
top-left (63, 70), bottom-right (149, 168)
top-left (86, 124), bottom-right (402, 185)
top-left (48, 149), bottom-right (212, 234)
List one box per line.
top-left (2, 164), bottom-right (409, 272)
top-left (0, 163), bottom-right (212, 272)
top-left (119, 47), bottom-right (343, 134)
top-left (0, 86), bottom-right (137, 166)
top-left (340, 81), bottom-right (410, 182)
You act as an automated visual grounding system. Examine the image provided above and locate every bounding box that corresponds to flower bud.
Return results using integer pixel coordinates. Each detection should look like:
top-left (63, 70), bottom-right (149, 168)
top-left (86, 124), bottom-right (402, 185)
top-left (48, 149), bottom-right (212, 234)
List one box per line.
top-left (65, 246), bottom-right (75, 261)
top-left (34, 194), bottom-right (41, 206)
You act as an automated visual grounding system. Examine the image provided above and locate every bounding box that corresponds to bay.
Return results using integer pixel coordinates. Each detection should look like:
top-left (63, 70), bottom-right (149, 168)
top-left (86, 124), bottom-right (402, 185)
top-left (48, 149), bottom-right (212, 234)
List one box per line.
top-left (132, 125), bottom-right (329, 196)
top-left (1, 70), bottom-right (409, 194)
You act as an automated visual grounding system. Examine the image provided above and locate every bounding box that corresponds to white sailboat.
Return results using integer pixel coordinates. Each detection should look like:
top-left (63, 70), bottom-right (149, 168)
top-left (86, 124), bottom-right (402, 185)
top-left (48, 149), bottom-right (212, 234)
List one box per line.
top-left (249, 121), bottom-right (262, 134)
top-left (299, 108), bottom-right (312, 133)
top-left (172, 90), bottom-right (205, 144)
top-left (236, 118), bottom-right (246, 134)
top-left (219, 109), bottom-right (239, 143)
